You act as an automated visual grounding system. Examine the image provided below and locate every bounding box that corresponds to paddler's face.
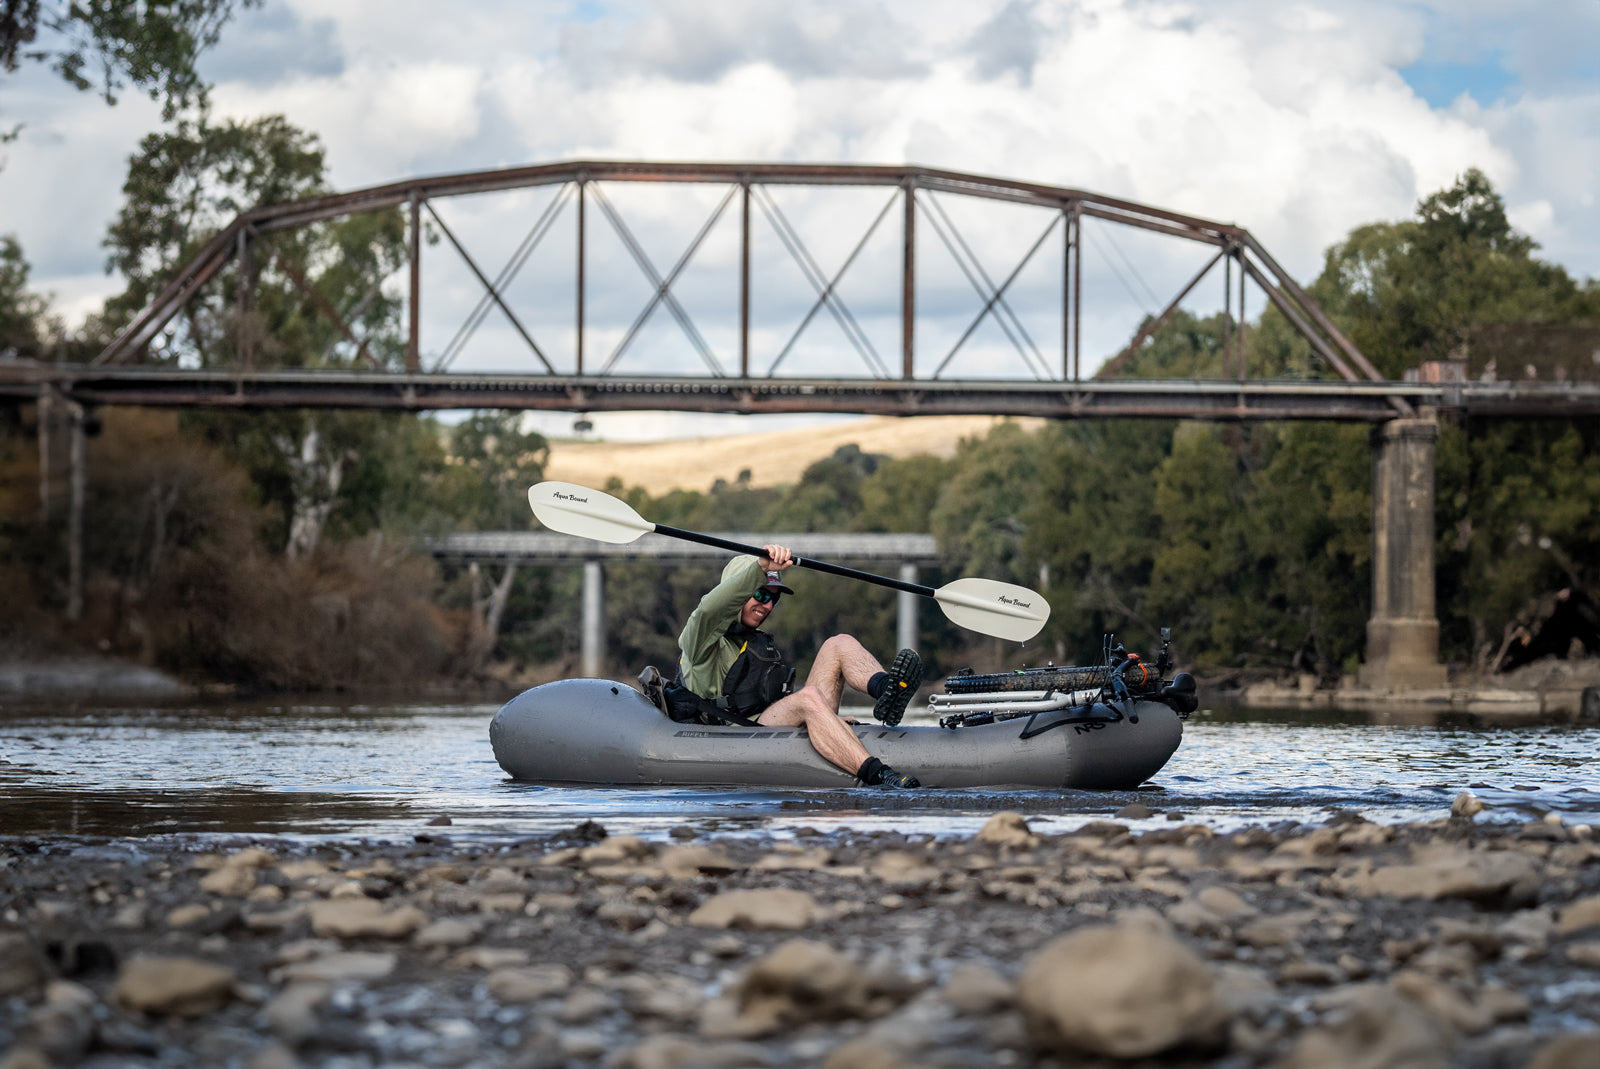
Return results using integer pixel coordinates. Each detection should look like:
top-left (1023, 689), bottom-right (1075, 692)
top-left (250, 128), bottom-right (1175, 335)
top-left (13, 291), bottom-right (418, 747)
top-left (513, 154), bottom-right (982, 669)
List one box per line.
top-left (742, 590), bottom-right (779, 627)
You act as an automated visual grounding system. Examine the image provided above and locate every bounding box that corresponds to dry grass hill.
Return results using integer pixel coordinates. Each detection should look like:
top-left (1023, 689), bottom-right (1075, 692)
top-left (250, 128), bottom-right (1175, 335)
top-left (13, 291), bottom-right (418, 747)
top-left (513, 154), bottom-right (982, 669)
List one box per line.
top-left (543, 415), bottom-right (1043, 493)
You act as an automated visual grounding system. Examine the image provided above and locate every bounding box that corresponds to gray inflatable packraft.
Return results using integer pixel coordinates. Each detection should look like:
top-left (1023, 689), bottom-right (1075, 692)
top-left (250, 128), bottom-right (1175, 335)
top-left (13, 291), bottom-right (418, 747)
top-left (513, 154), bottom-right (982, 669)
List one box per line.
top-left (490, 678), bottom-right (1183, 789)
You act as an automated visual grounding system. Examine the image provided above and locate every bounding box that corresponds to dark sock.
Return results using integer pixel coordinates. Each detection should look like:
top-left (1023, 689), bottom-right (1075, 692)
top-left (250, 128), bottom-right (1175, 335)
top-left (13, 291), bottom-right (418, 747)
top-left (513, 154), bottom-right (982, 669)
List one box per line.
top-left (866, 672), bottom-right (887, 699)
top-left (856, 756), bottom-right (885, 784)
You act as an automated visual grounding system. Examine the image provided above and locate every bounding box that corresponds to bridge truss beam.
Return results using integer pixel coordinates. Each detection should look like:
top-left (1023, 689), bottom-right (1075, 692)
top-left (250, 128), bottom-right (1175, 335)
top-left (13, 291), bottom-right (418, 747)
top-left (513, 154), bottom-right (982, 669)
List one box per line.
top-left (73, 160), bottom-right (1397, 404)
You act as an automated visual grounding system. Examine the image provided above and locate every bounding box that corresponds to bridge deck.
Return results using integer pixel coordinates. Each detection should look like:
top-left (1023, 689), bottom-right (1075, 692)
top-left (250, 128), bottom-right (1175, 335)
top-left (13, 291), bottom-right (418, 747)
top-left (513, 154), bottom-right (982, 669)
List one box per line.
top-left (7, 364), bottom-right (1600, 420)
top-left (430, 531), bottom-right (941, 563)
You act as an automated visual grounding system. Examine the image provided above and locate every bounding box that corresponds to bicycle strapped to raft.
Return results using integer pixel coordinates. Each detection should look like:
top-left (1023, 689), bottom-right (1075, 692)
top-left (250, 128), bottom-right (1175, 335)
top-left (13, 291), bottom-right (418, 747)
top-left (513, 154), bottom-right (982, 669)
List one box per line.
top-left (931, 628), bottom-right (1198, 735)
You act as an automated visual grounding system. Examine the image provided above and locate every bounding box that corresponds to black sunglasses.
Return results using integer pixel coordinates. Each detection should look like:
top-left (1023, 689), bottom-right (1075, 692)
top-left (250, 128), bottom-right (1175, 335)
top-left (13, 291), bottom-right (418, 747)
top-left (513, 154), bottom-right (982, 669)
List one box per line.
top-left (752, 589), bottom-right (781, 605)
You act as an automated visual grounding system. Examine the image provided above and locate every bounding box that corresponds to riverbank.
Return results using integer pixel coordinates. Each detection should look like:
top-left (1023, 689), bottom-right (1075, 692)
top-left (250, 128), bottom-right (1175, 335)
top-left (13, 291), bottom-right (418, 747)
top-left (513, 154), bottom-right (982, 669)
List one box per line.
top-left (1238, 657), bottom-right (1600, 723)
top-left (3, 809), bottom-right (1598, 1068)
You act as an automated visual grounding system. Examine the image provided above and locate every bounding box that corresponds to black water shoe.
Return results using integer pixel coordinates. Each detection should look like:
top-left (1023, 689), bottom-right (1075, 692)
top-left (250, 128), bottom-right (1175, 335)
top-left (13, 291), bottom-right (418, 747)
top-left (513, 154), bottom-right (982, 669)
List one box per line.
top-left (872, 765), bottom-right (921, 789)
top-left (872, 648), bottom-right (923, 726)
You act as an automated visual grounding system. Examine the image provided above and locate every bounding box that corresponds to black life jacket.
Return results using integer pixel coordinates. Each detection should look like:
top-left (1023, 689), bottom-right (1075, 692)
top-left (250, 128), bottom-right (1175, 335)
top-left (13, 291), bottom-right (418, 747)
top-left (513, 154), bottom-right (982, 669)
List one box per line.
top-left (665, 628), bottom-right (794, 725)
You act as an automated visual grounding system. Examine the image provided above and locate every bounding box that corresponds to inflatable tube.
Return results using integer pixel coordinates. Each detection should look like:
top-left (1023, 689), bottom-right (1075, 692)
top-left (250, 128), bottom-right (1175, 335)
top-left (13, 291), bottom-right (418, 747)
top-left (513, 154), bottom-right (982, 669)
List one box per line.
top-left (490, 678), bottom-right (1183, 789)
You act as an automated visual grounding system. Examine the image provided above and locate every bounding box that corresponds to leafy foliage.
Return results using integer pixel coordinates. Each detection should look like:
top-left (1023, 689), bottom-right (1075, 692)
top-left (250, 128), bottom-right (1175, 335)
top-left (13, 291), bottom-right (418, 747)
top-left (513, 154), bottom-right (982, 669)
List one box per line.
top-left (0, 233), bottom-right (52, 357)
top-left (1314, 168), bottom-right (1597, 378)
top-left (1, 0), bottom-right (258, 119)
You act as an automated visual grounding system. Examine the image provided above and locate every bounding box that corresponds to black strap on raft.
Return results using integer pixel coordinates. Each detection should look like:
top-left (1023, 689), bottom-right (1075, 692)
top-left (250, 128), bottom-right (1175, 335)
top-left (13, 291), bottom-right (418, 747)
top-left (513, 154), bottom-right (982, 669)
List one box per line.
top-left (661, 626), bottom-right (794, 728)
top-left (663, 675), bottom-right (764, 727)
top-left (1016, 705), bottom-right (1126, 740)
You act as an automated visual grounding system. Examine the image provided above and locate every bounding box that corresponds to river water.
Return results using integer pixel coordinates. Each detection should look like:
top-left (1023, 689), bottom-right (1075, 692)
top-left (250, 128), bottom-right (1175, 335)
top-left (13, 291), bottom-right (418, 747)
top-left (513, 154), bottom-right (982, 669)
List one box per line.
top-left (2, 698), bottom-right (1597, 843)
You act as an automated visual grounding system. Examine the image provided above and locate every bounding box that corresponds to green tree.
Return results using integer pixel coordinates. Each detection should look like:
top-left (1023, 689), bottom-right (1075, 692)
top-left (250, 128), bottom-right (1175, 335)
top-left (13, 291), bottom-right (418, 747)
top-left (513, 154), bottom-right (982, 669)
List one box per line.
top-left (0, 233), bottom-right (52, 357)
top-left (856, 453), bottom-right (953, 533)
top-left (1246, 422), bottom-right (1372, 675)
top-left (1144, 423), bottom-right (1264, 664)
top-left (762, 443), bottom-right (887, 533)
top-left (1314, 168), bottom-right (1594, 378)
top-left (1, 0), bottom-right (258, 119)
top-left (105, 110), bottom-right (417, 557)
top-left (103, 109), bottom-right (328, 357)
top-left (1109, 308), bottom-right (1233, 379)
top-left (441, 412), bottom-right (550, 530)
top-left (1022, 420), bottom-right (1171, 661)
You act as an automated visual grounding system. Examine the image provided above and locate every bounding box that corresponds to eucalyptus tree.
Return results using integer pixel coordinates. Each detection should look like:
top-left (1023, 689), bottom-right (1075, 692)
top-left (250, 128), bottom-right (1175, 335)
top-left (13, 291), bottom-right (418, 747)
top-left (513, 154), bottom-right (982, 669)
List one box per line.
top-left (104, 110), bottom-right (414, 558)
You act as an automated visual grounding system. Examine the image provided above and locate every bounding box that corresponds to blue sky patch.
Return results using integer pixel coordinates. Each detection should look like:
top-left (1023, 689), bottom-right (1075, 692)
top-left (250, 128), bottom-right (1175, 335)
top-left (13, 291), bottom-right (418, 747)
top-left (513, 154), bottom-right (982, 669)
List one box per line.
top-left (1400, 56), bottom-right (1518, 108)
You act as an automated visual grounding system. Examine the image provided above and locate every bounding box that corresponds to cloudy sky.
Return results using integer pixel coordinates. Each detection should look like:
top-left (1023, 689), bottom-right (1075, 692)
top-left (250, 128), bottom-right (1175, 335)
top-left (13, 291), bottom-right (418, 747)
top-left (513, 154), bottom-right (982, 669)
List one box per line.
top-left (2, 0), bottom-right (1596, 437)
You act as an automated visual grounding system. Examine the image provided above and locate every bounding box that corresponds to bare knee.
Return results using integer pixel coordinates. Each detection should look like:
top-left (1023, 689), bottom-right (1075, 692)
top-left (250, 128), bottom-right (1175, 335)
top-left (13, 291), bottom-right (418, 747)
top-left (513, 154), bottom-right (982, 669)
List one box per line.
top-left (792, 685), bottom-right (829, 718)
top-left (819, 634), bottom-right (865, 658)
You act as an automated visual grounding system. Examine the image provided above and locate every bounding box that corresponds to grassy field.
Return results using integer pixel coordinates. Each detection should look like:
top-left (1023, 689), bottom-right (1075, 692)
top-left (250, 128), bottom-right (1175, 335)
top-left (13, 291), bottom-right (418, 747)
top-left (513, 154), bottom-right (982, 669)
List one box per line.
top-left (542, 415), bottom-right (1042, 493)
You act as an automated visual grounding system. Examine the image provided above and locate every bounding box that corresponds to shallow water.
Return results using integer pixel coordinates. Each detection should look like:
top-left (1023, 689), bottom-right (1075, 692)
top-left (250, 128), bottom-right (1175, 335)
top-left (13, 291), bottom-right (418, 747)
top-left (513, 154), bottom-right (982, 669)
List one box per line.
top-left (1, 698), bottom-right (1596, 843)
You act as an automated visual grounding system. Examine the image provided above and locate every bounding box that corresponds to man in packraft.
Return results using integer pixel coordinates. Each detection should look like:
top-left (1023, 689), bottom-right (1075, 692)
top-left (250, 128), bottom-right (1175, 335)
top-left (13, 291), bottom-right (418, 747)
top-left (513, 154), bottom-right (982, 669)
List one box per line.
top-left (664, 544), bottom-right (924, 789)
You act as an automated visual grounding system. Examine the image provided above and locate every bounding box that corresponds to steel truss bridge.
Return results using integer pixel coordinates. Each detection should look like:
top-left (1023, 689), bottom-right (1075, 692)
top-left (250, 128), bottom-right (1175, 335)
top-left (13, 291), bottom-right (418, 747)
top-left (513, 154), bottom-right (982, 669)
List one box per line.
top-left (4, 160), bottom-right (1596, 422)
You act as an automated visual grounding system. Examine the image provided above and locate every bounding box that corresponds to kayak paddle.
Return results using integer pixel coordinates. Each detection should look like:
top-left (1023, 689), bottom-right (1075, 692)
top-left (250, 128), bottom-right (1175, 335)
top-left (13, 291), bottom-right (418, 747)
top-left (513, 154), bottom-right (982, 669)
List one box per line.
top-left (528, 480), bottom-right (1051, 641)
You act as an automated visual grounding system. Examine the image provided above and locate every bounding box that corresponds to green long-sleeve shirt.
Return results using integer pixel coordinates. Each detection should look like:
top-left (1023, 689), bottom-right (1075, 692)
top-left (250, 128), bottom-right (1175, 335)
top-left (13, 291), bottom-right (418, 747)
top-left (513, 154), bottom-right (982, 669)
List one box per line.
top-left (678, 555), bottom-right (770, 698)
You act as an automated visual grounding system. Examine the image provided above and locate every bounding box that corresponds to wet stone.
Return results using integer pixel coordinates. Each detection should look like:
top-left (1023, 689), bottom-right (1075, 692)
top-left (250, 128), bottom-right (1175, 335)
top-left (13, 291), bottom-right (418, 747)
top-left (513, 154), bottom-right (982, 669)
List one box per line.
top-left (308, 897), bottom-right (428, 938)
top-left (414, 916), bottom-right (482, 948)
top-left (1555, 895), bottom-right (1600, 935)
top-left (1020, 920), bottom-right (1229, 1058)
top-left (974, 811), bottom-right (1038, 849)
top-left (1524, 1032), bottom-right (1600, 1069)
top-left (20, 980), bottom-right (97, 1062)
top-left (262, 980), bottom-right (330, 1045)
top-left (273, 950), bottom-right (397, 983)
top-left (1276, 982), bottom-right (1453, 1069)
top-left (1564, 941), bottom-right (1600, 968)
top-left (939, 961), bottom-right (1013, 1013)
top-left (712, 938), bottom-right (920, 1039)
top-left (688, 887), bottom-right (819, 930)
top-left (112, 955), bottom-right (235, 1016)
top-left (607, 1033), bottom-right (772, 1068)
top-left (486, 963), bottom-right (573, 1003)
top-left (0, 933), bottom-right (51, 999)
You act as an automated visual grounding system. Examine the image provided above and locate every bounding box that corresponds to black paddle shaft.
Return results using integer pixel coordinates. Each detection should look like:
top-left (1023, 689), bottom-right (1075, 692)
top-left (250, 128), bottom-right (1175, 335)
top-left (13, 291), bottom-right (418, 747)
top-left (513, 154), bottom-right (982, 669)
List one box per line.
top-left (653, 524), bottom-right (936, 598)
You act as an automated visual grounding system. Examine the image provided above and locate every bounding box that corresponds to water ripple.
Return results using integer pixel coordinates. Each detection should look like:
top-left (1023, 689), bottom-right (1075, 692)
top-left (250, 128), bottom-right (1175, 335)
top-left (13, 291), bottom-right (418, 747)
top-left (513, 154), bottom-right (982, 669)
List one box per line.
top-left (1, 701), bottom-right (1595, 841)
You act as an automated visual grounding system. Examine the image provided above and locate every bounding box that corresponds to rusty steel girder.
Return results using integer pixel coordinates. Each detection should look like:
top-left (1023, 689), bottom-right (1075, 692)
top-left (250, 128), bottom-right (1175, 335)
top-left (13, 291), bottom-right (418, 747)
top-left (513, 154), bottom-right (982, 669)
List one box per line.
top-left (5, 363), bottom-right (1597, 421)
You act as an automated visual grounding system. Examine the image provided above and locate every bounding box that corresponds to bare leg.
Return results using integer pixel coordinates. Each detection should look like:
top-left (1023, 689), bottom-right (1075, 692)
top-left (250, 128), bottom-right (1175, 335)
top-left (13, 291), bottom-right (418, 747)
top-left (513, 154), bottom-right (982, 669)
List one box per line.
top-left (758, 686), bottom-right (871, 775)
top-left (805, 634), bottom-right (884, 710)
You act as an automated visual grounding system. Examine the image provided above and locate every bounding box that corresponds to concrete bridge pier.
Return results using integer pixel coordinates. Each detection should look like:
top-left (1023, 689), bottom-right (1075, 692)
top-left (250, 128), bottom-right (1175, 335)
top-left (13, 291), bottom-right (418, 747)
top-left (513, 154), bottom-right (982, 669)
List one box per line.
top-left (897, 563), bottom-right (920, 655)
top-left (582, 559), bottom-right (604, 677)
top-left (1359, 414), bottom-right (1448, 692)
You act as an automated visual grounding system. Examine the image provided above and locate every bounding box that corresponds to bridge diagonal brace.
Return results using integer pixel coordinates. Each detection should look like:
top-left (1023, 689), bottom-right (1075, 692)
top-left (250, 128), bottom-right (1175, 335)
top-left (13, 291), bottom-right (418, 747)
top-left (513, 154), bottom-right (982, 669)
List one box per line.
top-left (1241, 233), bottom-right (1385, 382)
top-left (426, 202), bottom-right (557, 374)
top-left (757, 185), bottom-right (890, 376)
top-left (1096, 247), bottom-right (1228, 379)
top-left (439, 183), bottom-right (573, 371)
top-left (758, 185), bottom-right (894, 378)
top-left (924, 191), bottom-right (1051, 379)
top-left (930, 206), bottom-right (1060, 380)
top-left (597, 184), bottom-right (737, 376)
top-left (1234, 255), bottom-right (1358, 381)
top-left (94, 220), bottom-right (244, 365)
top-left (267, 243), bottom-right (380, 369)
top-left (589, 184), bottom-right (725, 377)
top-left (1236, 254), bottom-right (1408, 414)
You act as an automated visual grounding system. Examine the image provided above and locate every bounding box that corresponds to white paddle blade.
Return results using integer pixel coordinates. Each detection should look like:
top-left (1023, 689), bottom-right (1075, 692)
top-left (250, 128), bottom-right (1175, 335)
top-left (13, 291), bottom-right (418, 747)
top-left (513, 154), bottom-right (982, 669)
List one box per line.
top-left (527, 481), bottom-right (654, 544)
top-left (934, 577), bottom-right (1051, 642)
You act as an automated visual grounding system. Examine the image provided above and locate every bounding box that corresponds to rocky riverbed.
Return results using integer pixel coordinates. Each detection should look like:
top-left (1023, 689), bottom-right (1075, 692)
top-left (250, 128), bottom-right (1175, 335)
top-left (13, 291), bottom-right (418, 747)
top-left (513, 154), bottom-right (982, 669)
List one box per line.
top-left (3, 805), bottom-right (1599, 1069)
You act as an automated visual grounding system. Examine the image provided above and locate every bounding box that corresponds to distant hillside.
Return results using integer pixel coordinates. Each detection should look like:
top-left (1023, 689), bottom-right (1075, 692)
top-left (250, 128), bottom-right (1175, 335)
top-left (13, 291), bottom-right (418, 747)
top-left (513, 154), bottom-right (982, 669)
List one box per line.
top-left (543, 415), bottom-right (1043, 493)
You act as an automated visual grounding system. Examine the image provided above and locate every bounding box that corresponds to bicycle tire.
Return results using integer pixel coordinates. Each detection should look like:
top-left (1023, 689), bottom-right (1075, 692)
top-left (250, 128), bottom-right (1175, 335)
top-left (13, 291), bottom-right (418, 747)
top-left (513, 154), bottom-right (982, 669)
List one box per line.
top-left (943, 664), bottom-right (1112, 695)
